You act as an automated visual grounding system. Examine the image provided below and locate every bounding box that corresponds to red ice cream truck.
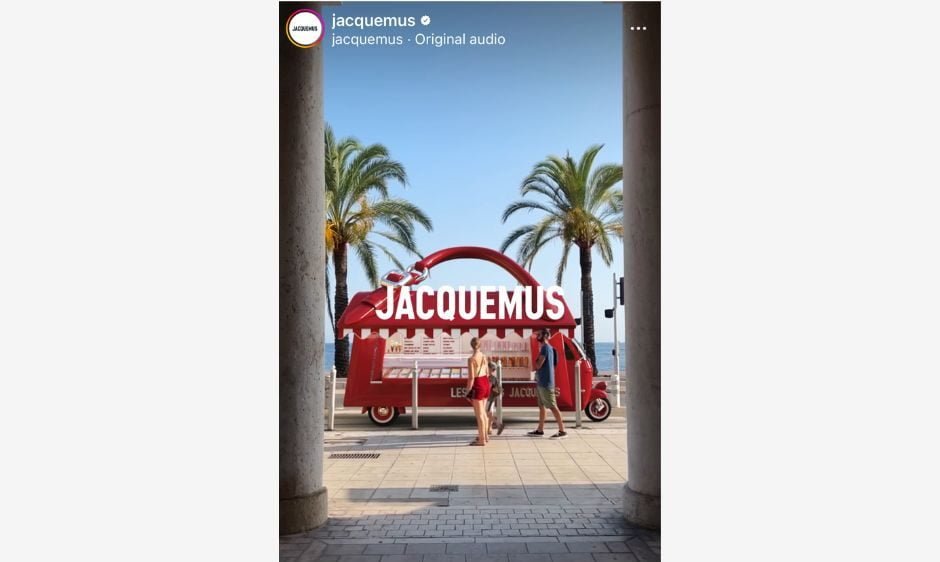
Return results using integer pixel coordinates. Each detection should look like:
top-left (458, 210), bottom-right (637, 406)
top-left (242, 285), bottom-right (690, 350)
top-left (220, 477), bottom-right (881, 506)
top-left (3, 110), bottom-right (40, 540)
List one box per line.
top-left (337, 246), bottom-right (612, 426)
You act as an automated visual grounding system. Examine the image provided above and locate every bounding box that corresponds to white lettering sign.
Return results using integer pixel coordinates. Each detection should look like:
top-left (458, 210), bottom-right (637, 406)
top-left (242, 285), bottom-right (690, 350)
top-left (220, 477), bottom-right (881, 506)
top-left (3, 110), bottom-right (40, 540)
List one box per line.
top-left (377, 285), bottom-right (566, 321)
top-left (509, 386), bottom-right (537, 398)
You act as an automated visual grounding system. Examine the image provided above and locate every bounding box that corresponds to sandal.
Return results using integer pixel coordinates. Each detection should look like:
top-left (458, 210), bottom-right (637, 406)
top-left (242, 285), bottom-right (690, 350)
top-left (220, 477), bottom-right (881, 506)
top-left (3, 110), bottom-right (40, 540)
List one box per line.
top-left (469, 440), bottom-right (486, 446)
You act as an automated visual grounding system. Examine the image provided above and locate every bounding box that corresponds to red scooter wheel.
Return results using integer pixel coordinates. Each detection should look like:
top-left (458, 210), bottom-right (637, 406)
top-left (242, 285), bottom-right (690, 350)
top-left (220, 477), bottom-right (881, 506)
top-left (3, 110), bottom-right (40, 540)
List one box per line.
top-left (367, 406), bottom-right (398, 426)
top-left (585, 397), bottom-right (611, 422)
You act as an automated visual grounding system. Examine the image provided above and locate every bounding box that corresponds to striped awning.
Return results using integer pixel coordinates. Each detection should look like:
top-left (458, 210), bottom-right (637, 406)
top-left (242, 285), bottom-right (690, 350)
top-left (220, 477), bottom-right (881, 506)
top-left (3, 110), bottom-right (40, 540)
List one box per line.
top-left (340, 327), bottom-right (577, 339)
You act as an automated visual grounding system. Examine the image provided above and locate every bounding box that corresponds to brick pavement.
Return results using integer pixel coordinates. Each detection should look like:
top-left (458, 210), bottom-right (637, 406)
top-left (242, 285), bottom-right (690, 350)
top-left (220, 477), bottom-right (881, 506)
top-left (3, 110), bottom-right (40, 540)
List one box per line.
top-left (281, 418), bottom-right (659, 561)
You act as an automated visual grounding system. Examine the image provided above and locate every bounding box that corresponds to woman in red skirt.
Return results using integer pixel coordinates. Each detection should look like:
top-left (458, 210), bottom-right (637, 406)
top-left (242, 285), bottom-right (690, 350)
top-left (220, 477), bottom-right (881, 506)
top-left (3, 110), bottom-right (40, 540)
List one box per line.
top-left (466, 337), bottom-right (491, 446)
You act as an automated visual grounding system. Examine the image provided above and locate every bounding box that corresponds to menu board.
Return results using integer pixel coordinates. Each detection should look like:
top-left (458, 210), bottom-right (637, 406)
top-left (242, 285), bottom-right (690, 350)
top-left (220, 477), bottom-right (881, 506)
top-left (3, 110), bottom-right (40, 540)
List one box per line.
top-left (440, 333), bottom-right (457, 355)
top-left (402, 338), bottom-right (421, 355)
top-left (385, 332), bottom-right (530, 369)
top-left (420, 336), bottom-right (440, 355)
top-left (387, 332), bottom-right (463, 357)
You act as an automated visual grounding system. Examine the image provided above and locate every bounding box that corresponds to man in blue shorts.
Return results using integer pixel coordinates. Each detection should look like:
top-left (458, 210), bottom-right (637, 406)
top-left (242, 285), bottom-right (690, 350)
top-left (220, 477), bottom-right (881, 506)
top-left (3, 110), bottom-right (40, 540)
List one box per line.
top-left (527, 328), bottom-right (567, 439)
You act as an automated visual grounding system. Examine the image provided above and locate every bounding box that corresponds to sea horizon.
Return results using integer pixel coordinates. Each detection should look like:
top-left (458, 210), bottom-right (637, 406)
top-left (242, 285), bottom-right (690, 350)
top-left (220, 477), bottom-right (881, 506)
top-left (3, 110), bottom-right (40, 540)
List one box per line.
top-left (322, 340), bottom-right (627, 373)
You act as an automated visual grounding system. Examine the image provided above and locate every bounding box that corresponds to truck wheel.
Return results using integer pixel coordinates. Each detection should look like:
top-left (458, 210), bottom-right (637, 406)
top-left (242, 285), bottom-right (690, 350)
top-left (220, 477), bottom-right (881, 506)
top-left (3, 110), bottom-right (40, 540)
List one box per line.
top-left (585, 398), bottom-right (611, 422)
top-left (368, 406), bottom-right (398, 426)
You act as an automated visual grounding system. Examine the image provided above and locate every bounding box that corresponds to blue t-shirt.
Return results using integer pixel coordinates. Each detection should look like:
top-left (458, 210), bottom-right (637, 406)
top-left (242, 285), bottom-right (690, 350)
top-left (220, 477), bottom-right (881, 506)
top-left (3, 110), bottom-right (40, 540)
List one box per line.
top-left (536, 343), bottom-right (555, 388)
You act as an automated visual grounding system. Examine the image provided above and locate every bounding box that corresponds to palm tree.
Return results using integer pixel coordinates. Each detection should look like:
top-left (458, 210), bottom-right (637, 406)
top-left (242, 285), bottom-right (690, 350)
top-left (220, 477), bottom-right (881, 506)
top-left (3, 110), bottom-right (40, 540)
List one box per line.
top-left (500, 145), bottom-right (623, 374)
top-left (325, 125), bottom-right (433, 377)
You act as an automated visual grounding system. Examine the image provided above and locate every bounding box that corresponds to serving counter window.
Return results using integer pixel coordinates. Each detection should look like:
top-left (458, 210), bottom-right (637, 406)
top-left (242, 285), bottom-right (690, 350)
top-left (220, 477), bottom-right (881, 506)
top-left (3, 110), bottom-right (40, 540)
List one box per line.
top-left (380, 332), bottom-right (535, 381)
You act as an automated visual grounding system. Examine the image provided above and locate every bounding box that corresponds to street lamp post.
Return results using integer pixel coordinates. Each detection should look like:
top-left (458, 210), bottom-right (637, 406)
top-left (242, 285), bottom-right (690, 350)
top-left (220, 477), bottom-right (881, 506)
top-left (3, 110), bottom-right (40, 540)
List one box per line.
top-left (612, 273), bottom-right (622, 407)
top-left (605, 275), bottom-right (624, 407)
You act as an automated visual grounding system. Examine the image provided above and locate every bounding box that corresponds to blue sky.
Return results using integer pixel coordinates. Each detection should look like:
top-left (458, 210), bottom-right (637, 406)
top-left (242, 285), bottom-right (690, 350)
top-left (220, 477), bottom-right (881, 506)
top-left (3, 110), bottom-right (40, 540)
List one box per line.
top-left (323, 2), bottom-right (624, 341)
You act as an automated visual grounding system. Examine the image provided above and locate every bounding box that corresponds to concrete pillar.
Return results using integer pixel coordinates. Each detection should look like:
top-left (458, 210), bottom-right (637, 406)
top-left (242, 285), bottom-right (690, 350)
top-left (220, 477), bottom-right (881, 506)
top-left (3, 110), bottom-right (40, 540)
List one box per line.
top-left (280, 2), bottom-right (328, 535)
top-left (622, 2), bottom-right (661, 529)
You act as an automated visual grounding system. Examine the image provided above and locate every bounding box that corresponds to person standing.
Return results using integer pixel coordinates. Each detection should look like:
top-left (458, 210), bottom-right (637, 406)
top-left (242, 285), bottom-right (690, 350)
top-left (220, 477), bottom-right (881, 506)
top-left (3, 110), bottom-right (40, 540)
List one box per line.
top-left (485, 360), bottom-right (504, 437)
top-left (528, 328), bottom-right (567, 439)
top-left (466, 337), bottom-right (491, 446)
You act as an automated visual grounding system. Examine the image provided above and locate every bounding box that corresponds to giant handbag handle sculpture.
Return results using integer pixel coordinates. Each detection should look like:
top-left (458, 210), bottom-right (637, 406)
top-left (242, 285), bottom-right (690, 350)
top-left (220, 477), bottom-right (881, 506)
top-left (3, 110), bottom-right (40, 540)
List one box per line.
top-left (380, 246), bottom-right (540, 289)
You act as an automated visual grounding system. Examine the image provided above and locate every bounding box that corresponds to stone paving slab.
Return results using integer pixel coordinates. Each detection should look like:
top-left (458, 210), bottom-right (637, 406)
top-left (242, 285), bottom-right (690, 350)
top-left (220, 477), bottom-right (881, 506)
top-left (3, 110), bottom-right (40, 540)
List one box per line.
top-left (284, 421), bottom-right (658, 561)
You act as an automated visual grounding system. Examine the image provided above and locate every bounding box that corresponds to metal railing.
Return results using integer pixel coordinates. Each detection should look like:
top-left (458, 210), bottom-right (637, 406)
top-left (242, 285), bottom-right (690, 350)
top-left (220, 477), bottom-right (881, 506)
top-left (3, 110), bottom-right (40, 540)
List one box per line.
top-left (411, 359), bottom-right (419, 430)
top-left (496, 359), bottom-right (503, 429)
top-left (574, 359), bottom-right (583, 428)
top-left (325, 359), bottom-right (612, 432)
top-left (327, 366), bottom-right (337, 431)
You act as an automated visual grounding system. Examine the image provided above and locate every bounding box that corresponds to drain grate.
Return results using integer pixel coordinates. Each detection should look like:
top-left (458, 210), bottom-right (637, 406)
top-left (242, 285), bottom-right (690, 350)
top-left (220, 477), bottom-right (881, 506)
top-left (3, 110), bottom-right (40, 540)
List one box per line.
top-left (429, 485), bottom-right (459, 492)
top-left (329, 453), bottom-right (380, 459)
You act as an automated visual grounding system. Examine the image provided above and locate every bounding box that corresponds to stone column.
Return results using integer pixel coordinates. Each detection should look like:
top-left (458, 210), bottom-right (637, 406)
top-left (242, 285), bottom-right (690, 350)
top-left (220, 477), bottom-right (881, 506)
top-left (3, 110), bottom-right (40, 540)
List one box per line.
top-left (622, 1), bottom-right (661, 529)
top-left (280, 1), bottom-right (328, 535)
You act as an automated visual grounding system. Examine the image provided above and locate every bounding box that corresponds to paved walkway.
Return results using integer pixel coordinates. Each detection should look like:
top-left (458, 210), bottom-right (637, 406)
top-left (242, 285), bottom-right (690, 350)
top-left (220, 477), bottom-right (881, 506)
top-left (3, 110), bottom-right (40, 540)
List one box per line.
top-left (281, 413), bottom-right (659, 561)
